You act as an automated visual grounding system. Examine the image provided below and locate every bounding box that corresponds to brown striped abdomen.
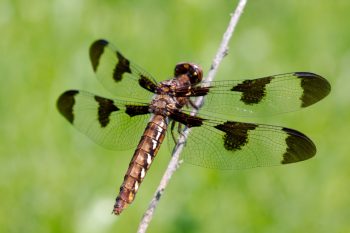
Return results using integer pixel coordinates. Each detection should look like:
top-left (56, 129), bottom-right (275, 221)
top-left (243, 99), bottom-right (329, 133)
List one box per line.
top-left (113, 114), bottom-right (168, 215)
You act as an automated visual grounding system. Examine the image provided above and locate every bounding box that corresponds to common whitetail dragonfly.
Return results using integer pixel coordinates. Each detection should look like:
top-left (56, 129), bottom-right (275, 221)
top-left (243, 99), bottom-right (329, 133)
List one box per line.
top-left (57, 39), bottom-right (331, 215)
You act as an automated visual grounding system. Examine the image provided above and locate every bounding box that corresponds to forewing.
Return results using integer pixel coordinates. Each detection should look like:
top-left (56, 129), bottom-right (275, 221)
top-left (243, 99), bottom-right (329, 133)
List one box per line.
top-left (178, 72), bottom-right (330, 116)
top-left (172, 118), bottom-right (316, 170)
top-left (89, 39), bottom-right (158, 100)
top-left (57, 90), bottom-right (151, 150)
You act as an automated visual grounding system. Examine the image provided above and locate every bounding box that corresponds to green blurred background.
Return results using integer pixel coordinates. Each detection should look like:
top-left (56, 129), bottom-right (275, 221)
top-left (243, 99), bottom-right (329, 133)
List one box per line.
top-left (1, 0), bottom-right (349, 232)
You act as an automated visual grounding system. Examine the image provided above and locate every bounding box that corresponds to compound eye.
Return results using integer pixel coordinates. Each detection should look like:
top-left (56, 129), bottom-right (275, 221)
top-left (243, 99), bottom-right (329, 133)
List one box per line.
top-left (174, 63), bottom-right (190, 76)
top-left (190, 64), bottom-right (203, 84)
top-left (174, 62), bottom-right (203, 85)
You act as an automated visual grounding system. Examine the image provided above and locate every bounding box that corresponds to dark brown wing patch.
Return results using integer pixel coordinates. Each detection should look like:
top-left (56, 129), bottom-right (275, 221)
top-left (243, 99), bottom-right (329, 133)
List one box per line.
top-left (214, 121), bottom-right (257, 151)
top-left (231, 76), bottom-right (272, 105)
top-left (170, 110), bottom-right (203, 127)
top-left (295, 72), bottom-right (331, 108)
top-left (90, 39), bottom-right (108, 72)
top-left (125, 105), bottom-right (150, 117)
top-left (57, 90), bottom-right (79, 123)
top-left (90, 39), bottom-right (132, 83)
top-left (138, 74), bottom-right (157, 93)
top-left (114, 52), bottom-right (132, 82)
top-left (94, 96), bottom-right (120, 127)
top-left (281, 127), bottom-right (316, 164)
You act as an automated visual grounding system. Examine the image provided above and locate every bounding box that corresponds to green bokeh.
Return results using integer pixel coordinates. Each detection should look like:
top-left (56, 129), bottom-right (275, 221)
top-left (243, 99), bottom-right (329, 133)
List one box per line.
top-left (1, 0), bottom-right (349, 232)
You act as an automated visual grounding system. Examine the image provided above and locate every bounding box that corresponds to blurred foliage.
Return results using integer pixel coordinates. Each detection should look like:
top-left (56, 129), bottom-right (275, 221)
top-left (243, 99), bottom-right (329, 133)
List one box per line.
top-left (0, 0), bottom-right (349, 232)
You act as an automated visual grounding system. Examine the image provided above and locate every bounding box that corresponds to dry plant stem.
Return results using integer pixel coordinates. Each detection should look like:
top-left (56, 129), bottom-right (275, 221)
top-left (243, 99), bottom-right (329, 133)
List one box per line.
top-left (137, 0), bottom-right (247, 232)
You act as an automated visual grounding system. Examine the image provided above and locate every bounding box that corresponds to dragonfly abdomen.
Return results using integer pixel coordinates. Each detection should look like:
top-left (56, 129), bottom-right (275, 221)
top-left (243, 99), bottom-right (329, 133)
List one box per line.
top-left (113, 114), bottom-right (168, 215)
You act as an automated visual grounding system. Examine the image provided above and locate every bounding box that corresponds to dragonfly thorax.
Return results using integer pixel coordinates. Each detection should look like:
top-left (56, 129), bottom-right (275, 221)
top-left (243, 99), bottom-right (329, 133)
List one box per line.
top-left (150, 94), bottom-right (177, 117)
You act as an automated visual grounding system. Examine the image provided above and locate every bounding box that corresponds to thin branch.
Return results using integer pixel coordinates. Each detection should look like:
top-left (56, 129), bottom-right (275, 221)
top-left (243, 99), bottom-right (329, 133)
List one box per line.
top-left (137, 0), bottom-right (247, 232)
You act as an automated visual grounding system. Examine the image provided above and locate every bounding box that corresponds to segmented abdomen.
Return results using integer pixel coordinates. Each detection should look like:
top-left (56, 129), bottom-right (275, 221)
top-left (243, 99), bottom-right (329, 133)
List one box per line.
top-left (113, 114), bottom-right (168, 215)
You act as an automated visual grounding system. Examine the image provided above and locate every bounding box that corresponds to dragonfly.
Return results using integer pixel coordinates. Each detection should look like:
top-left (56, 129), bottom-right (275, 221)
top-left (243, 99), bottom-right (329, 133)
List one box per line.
top-left (57, 39), bottom-right (331, 215)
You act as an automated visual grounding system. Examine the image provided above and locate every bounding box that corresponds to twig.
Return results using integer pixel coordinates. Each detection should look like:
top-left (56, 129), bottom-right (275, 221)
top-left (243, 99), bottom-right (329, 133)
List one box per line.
top-left (137, 0), bottom-right (247, 232)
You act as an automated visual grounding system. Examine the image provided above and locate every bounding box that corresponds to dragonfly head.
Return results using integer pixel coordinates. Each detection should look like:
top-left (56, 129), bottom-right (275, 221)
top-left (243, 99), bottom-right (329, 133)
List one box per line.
top-left (174, 62), bottom-right (203, 85)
